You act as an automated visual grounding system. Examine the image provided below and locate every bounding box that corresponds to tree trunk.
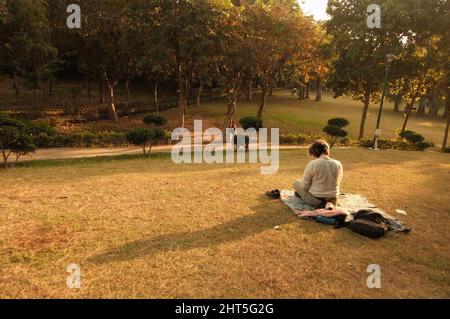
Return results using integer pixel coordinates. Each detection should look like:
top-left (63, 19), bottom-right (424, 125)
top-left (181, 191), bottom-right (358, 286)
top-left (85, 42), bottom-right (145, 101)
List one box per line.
top-left (105, 76), bottom-right (119, 121)
top-left (443, 116), bottom-right (450, 151)
top-left (48, 82), bottom-right (53, 106)
top-left (2, 149), bottom-right (11, 169)
top-left (12, 77), bottom-right (20, 98)
top-left (358, 88), bottom-right (371, 140)
top-left (401, 90), bottom-right (420, 133)
top-left (298, 86), bottom-right (304, 100)
top-left (315, 77), bottom-right (322, 102)
top-left (443, 100), bottom-right (450, 119)
top-left (428, 96), bottom-right (439, 116)
top-left (393, 94), bottom-right (401, 112)
top-left (196, 81), bottom-right (204, 108)
top-left (33, 88), bottom-right (38, 110)
top-left (176, 64), bottom-right (187, 128)
top-left (186, 79), bottom-right (191, 107)
top-left (417, 97), bottom-right (426, 114)
top-left (226, 91), bottom-right (238, 129)
top-left (125, 79), bottom-right (130, 105)
top-left (154, 81), bottom-right (159, 114)
top-left (87, 79), bottom-right (91, 98)
top-left (99, 80), bottom-right (105, 103)
top-left (257, 84), bottom-right (268, 118)
top-left (247, 80), bottom-right (253, 100)
top-left (443, 93), bottom-right (450, 150)
top-left (306, 81), bottom-right (310, 99)
top-left (401, 102), bottom-right (414, 133)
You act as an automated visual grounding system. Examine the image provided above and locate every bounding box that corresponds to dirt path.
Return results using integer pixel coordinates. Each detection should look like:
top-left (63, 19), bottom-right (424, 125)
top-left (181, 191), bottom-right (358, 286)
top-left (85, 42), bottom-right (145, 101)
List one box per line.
top-left (18, 145), bottom-right (310, 162)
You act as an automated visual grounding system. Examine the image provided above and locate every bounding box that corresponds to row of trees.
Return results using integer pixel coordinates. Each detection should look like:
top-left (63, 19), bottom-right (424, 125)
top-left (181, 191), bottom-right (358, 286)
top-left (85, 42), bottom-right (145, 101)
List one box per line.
top-left (0, 0), bottom-right (322, 127)
top-left (326, 0), bottom-right (449, 148)
top-left (0, 0), bottom-right (448, 149)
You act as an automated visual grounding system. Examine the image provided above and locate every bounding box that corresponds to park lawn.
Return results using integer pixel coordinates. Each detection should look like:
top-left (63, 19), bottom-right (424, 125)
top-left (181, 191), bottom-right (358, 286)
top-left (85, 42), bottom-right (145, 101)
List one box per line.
top-left (0, 148), bottom-right (449, 298)
top-left (186, 90), bottom-right (448, 147)
top-left (77, 89), bottom-right (448, 148)
top-left (2, 76), bottom-right (446, 147)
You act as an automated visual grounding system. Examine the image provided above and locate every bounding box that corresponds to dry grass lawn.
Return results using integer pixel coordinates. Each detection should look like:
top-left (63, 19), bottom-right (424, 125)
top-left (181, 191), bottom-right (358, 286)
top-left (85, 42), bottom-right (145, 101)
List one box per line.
top-left (0, 148), bottom-right (449, 298)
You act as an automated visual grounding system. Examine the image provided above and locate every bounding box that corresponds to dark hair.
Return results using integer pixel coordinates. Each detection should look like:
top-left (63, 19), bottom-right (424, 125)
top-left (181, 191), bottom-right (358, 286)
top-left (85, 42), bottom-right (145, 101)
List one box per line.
top-left (308, 140), bottom-right (330, 157)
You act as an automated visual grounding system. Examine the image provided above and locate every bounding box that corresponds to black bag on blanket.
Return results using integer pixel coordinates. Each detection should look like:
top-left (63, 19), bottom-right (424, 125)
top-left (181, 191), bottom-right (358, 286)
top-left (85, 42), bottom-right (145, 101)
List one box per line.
top-left (348, 210), bottom-right (390, 239)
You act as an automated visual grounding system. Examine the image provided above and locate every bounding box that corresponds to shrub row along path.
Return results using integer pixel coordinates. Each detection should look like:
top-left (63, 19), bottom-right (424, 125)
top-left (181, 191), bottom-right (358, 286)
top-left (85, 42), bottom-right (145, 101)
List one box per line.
top-left (18, 145), bottom-right (311, 162)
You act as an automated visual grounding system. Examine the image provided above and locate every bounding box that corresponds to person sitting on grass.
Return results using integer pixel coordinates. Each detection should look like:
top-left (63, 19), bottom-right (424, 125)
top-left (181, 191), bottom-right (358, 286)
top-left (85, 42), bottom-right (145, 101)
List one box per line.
top-left (293, 140), bottom-right (343, 208)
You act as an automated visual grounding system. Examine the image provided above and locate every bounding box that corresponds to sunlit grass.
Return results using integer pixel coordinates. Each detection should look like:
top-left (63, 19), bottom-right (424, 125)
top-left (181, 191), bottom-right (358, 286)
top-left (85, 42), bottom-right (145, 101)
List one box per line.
top-left (1, 148), bottom-right (449, 298)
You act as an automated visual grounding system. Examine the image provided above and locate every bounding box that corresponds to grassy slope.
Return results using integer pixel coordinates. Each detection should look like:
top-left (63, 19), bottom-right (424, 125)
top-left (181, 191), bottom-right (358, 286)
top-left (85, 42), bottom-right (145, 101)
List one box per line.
top-left (186, 90), bottom-right (447, 147)
top-left (1, 77), bottom-right (447, 147)
top-left (82, 89), bottom-right (447, 147)
top-left (0, 149), bottom-right (449, 298)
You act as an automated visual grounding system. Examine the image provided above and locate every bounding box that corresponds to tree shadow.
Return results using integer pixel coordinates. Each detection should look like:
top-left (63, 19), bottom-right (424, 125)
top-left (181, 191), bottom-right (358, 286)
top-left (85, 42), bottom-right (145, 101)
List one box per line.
top-left (89, 195), bottom-right (297, 264)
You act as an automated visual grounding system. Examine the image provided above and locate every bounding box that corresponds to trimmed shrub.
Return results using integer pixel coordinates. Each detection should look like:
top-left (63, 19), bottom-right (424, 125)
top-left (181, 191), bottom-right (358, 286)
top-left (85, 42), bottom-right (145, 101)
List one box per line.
top-left (126, 128), bottom-right (165, 156)
top-left (143, 113), bottom-right (167, 127)
top-left (399, 130), bottom-right (425, 144)
top-left (323, 125), bottom-right (348, 147)
top-left (239, 116), bottom-right (263, 130)
top-left (414, 141), bottom-right (434, 150)
top-left (10, 134), bottom-right (37, 161)
top-left (0, 112), bottom-right (25, 128)
top-left (0, 113), bottom-right (38, 168)
top-left (323, 118), bottom-right (349, 147)
top-left (327, 118), bottom-right (350, 128)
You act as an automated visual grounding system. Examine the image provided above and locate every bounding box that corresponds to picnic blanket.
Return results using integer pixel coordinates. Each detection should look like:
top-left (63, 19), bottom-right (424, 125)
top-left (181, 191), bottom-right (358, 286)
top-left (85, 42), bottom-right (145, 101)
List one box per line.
top-left (280, 190), bottom-right (410, 233)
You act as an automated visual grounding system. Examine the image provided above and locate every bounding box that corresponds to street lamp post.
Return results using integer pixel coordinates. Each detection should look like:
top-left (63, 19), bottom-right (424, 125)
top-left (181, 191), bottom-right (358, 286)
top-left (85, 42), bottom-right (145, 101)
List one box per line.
top-left (373, 54), bottom-right (396, 150)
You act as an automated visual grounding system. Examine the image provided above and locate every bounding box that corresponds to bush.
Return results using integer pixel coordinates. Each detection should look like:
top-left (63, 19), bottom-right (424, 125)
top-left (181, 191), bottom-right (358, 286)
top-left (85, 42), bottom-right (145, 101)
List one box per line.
top-left (323, 125), bottom-right (348, 138)
top-left (52, 134), bottom-right (79, 147)
top-left (126, 128), bottom-right (165, 156)
top-left (143, 113), bottom-right (167, 127)
top-left (21, 121), bottom-right (57, 147)
top-left (94, 131), bottom-right (128, 147)
top-left (0, 112), bottom-right (25, 129)
top-left (359, 137), bottom-right (398, 150)
top-left (10, 134), bottom-right (37, 161)
top-left (163, 130), bottom-right (173, 144)
top-left (398, 130), bottom-right (425, 144)
top-left (45, 131), bottom-right (128, 148)
top-left (323, 118), bottom-right (349, 147)
top-left (327, 118), bottom-right (350, 128)
top-left (279, 133), bottom-right (315, 145)
top-left (323, 125), bottom-right (348, 147)
top-left (79, 131), bottom-right (96, 147)
top-left (33, 132), bottom-right (52, 148)
top-left (22, 121), bottom-right (56, 137)
top-left (0, 113), bottom-right (38, 168)
top-left (239, 116), bottom-right (263, 130)
top-left (359, 137), bottom-right (432, 151)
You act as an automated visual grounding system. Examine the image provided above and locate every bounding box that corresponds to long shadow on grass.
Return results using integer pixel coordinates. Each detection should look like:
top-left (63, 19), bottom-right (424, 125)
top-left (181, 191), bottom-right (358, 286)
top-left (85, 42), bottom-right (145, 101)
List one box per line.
top-left (89, 196), bottom-right (297, 264)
